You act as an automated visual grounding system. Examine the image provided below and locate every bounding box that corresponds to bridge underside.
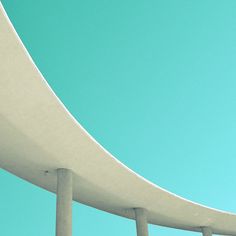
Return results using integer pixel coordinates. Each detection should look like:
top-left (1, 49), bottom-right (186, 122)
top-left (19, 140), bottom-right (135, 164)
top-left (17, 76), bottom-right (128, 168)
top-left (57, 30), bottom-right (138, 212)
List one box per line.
top-left (0, 2), bottom-right (235, 236)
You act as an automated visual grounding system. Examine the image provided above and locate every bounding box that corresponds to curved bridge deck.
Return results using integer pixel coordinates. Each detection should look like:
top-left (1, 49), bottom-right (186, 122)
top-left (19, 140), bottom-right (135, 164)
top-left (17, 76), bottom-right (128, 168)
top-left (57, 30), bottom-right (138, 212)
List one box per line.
top-left (0, 3), bottom-right (235, 236)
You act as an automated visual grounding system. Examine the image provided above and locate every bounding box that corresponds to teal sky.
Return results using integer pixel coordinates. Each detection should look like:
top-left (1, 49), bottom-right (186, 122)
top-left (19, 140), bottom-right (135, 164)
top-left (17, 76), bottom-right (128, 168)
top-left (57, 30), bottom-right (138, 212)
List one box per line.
top-left (1, 0), bottom-right (236, 235)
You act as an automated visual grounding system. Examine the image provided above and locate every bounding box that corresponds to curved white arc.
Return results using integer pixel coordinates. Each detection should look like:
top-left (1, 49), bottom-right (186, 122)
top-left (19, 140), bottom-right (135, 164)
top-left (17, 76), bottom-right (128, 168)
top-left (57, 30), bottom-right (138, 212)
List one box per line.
top-left (0, 3), bottom-right (236, 235)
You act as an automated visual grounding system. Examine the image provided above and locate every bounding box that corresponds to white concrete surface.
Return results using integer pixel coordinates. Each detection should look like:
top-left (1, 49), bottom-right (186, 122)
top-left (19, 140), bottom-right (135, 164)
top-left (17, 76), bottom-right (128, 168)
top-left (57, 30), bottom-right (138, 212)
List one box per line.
top-left (0, 2), bottom-right (236, 235)
top-left (56, 169), bottom-right (73, 236)
top-left (135, 208), bottom-right (149, 236)
top-left (202, 227), bottom-right (212, 236)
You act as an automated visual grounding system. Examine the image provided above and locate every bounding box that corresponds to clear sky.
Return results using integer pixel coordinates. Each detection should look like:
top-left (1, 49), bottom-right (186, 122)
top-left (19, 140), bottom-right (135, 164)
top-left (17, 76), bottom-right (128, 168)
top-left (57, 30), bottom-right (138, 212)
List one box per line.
top-left (1, 0), bottom-right (236, 235)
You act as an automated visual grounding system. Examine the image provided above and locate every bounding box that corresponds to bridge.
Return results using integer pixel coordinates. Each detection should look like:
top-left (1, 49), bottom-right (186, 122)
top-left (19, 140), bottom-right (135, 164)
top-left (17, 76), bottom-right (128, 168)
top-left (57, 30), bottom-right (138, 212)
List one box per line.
top-left (0, 3), bottom-right (236, 236)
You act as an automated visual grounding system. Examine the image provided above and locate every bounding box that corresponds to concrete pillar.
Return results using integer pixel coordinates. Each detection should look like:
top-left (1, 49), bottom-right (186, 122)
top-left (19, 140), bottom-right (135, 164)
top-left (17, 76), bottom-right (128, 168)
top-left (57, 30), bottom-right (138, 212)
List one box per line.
top-left (56, 168), bottom-right (73, 236)
top-left (134, 208), bottom-right (149, 236)
top-left (202, 227), bottom-right (212, 236)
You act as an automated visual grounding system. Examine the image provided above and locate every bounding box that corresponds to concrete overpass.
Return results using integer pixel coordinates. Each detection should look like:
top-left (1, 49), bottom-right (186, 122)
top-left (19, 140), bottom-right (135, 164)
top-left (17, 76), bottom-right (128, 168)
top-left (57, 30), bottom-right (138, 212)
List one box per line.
top-left (0, 3), bottom-right (236, 236)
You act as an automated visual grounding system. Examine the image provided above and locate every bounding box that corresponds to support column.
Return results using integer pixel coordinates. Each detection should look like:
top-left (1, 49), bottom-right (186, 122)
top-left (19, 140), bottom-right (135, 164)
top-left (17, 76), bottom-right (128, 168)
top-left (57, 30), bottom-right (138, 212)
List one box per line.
top-left (134, 208), bottom-right (149, 236)
top-left (56, 168), bottom-right (73, 236)
top-left (202, 227), bottom-right (212, 236)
